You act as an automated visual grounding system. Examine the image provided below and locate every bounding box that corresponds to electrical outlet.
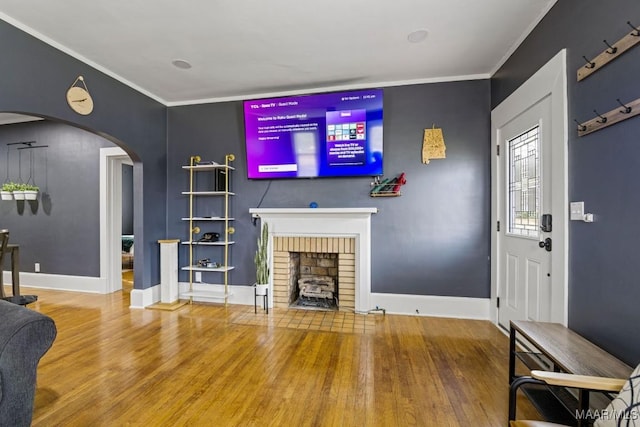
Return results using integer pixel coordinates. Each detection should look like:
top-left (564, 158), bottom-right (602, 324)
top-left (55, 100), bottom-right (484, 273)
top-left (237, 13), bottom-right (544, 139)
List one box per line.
top-left (35, 263), bottom-right (40, 273)
top-left (195, 272), bottom-right (202, 282)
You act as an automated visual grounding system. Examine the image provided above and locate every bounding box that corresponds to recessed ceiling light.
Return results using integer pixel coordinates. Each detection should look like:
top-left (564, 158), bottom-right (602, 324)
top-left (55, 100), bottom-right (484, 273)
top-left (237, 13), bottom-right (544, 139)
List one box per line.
top-left (407, 29), bottom-right (429, 43)
top-left (172, 59), bottom-right (192, 69)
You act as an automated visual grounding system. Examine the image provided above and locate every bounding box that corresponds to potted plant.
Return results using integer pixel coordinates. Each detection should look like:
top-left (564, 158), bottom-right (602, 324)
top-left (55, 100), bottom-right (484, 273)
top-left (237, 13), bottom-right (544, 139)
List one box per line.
top-left (254, 222), bottom-right (269, 296)
top-left (1, 182), bottom-right (16, 200)
top-left (12, 182), bottom-right (26, 200)
top-left (23, 183), bottom-right (39, 200)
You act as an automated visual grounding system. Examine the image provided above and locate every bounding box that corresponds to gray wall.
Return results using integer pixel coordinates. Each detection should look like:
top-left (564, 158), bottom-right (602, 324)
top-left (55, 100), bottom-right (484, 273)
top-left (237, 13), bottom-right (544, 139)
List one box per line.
top-left (167, 80), bottom-right (492, 298)
top-left (0, 18), bottom-right (167, 288)
top-left (492, 0), bottom-right (640, 364)
top-left (122, 164), bottom-right (134, 236)
top-left (0, 121), bottom-right (113, 276)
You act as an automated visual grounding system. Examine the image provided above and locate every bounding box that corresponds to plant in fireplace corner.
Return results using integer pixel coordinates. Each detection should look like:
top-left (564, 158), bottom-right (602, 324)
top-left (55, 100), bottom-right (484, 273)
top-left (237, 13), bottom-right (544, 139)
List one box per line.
top-left (254, 222), bottom-right (269, 296)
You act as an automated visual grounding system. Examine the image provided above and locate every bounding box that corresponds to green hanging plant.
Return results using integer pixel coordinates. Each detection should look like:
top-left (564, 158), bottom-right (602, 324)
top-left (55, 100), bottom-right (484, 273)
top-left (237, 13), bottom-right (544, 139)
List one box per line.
top-left (1, 181), bottom-right (18, 192)
top-left (254, 223), bottom-right (269, 285)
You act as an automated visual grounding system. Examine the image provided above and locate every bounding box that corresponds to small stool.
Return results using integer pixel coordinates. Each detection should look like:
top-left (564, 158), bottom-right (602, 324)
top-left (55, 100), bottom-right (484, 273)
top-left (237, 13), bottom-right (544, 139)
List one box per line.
top-left (254, 286), bottom-right (268, 314)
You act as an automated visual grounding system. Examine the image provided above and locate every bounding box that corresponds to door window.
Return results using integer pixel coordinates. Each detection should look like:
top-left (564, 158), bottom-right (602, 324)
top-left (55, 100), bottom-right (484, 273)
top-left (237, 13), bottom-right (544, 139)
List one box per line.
top-left (508, 126), bottom-right (540, 238)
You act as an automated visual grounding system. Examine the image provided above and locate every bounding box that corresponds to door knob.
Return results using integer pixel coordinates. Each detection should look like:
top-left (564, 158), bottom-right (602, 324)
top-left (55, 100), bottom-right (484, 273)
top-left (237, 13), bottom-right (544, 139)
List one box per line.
top-left (538, 238), bottom-right (552, 252)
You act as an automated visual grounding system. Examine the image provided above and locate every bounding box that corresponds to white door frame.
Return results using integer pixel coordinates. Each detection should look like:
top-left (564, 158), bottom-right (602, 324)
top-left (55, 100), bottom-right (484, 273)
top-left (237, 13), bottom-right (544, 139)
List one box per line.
top-left (491, 49), bottom-right (569, 326)
top-left (100, 147), bottom-right (133, 293)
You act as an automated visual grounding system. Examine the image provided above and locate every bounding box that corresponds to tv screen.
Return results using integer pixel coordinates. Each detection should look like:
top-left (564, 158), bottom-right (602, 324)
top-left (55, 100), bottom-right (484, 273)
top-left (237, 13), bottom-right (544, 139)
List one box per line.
top-left (243, 88), bottom-right (383, 179)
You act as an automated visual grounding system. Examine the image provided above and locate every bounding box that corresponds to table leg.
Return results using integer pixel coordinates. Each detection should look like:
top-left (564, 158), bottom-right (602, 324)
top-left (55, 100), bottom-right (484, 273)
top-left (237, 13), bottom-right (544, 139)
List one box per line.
top-left (509, 325), bottom-right (516, 384)
top-left (11, 246), bottom-right (20, 297)
top-left (0, 257), bottom-right (4, 298)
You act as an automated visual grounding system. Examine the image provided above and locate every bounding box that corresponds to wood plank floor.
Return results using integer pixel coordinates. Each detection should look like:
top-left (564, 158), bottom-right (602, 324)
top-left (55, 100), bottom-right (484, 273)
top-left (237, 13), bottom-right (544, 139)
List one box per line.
top-left (12, 285), bottom-right (541, 426)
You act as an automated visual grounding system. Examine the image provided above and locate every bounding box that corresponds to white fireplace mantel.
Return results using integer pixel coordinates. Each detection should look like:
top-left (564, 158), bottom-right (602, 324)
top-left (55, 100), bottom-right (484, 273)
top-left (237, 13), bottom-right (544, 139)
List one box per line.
top-left (249, 207), bottom-right (378, 313)
top-left (250, 207), bottom-right (378, 217)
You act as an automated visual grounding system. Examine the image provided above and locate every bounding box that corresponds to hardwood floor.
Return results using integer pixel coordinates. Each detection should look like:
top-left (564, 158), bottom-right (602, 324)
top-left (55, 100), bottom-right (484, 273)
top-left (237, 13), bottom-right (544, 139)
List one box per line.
top-left (17, 285), bottom-right (541, 426)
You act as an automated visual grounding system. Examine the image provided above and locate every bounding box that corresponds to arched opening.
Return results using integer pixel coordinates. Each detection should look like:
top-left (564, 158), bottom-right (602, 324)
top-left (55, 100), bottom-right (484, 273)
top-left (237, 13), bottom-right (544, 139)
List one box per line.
top-left (0, 112), bottom-right (139, 298)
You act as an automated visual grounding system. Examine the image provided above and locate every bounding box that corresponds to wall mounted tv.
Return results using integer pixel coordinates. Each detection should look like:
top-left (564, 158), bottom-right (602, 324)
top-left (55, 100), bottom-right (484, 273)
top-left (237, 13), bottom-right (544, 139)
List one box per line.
top-left (243, 88), bottom-right (383, 179)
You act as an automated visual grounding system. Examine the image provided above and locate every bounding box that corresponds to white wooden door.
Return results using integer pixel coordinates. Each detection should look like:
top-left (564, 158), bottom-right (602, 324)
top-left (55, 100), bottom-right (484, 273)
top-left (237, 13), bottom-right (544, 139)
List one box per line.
top-left (497, 96), bottom-right (552, 327)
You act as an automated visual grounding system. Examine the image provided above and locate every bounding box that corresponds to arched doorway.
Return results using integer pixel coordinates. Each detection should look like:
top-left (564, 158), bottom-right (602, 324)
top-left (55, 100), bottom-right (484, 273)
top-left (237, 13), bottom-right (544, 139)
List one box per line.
top-left (0, 112), bottom-right (137, 296)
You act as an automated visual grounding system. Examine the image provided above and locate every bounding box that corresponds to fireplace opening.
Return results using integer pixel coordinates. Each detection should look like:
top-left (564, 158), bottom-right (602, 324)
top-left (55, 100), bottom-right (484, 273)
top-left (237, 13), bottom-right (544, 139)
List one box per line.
top-left (272, 236), bottom-right (356, 311)
top-left (289, 252), bottom-right (339, 311)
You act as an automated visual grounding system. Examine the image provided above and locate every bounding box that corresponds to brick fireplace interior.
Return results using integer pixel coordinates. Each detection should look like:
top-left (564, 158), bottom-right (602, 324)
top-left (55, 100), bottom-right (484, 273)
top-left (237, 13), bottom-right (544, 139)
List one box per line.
top-left (272, 236), bottom-right (356, 311)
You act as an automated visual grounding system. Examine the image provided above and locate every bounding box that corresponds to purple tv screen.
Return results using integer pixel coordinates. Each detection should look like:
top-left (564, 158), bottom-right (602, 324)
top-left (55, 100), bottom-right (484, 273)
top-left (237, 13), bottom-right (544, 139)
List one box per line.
top-left (243, 89), bottom-right (383, 179)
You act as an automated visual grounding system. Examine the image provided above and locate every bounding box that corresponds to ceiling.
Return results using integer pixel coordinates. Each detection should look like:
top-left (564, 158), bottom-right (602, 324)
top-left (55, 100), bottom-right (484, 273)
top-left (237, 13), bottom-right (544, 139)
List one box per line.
top-left (0, 0), bottom-right (556, 106)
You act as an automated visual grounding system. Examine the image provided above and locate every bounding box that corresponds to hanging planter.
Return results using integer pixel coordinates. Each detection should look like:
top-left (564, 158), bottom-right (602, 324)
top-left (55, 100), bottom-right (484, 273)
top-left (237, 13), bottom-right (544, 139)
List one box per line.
top-left (12, 183), bottom-right (26, 200)
top-left (1, 182), bottom-right (16, 200)
top-left (24, 183), bottom-right (39, 200)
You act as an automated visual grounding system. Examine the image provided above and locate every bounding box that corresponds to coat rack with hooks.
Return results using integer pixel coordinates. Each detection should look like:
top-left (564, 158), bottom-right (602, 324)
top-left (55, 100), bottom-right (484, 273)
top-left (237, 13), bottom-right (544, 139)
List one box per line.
top-left (577, 21), bottom-right (640, 81)
top-left (575, 96), bottom-right (640, 136)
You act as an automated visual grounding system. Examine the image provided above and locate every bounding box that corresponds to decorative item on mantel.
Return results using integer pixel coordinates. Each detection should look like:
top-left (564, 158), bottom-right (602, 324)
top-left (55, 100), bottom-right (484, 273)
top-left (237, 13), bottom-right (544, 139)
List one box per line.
top-left (369, 172), bottom-right (406, 197)
top-left (422, 125), bottom-right (446, 164)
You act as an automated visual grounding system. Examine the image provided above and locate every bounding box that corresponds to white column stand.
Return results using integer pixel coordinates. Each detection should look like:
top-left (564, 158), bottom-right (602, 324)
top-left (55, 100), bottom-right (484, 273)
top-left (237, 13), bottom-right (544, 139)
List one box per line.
top-left (158, 239), bottom-right (180, 303)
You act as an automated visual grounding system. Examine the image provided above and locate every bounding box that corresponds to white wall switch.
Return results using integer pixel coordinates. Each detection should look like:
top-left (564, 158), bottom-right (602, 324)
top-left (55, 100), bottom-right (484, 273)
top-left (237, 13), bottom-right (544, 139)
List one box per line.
top-left (570, 201), bottom-right (585, 220)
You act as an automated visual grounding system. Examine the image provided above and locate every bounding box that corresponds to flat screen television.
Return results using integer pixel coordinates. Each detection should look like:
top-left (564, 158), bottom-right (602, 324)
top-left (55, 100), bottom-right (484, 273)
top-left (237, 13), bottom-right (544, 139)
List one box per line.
top-left (243, 88), bottom-right (383, 179)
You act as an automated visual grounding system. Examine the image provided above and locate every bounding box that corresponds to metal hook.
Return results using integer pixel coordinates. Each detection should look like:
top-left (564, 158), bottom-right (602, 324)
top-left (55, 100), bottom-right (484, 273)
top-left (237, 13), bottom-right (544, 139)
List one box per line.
top-left (574, 119), bottom-right (587, 132)
top-left (603, 39), bottom-right (618, 54)
top-left (593, 109), bottom-right (607, 124)
top-left (582, 56), bottom-right (595, 69)
top-left (616, 98), bottom-right (632, 114)
top-left (628, 21), bottom-right (640, 37)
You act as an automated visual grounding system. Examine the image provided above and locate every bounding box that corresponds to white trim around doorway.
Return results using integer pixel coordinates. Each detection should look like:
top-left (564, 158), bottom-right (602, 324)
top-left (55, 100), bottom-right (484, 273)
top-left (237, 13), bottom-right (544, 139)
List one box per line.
top-left (490, 49), bottom-right (569, 326)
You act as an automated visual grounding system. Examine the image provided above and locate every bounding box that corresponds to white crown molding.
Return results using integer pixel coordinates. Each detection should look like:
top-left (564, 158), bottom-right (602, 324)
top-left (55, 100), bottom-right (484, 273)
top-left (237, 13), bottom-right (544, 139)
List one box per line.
top-left (166, 73), bottom-right (491, 106)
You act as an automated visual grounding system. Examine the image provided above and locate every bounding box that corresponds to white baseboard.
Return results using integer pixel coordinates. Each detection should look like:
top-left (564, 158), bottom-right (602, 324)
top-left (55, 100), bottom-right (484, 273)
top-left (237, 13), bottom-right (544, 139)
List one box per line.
top-left (369, 293), bottom-right (490, 320)
top-left (3, 271), bottom-right (105, 294)
top-left (175, 286), bottom-right (489, 319)
top-left (130, 284), bottom-right (161, 309)
top-left (5, 271), bottom-right (490, 319)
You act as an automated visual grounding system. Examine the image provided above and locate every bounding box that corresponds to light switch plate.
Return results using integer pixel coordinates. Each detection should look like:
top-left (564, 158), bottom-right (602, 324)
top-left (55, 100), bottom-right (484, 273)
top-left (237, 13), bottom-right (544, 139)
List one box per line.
top-left (570, 201), bottom-right (585, 220)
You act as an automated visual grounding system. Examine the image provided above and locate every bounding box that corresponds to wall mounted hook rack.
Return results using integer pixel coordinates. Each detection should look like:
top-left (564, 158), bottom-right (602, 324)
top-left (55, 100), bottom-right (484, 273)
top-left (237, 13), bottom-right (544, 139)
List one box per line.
top-left (577, 96), bottom-right (640, 136)
top-left (577, 20), bottom-right (640, 81)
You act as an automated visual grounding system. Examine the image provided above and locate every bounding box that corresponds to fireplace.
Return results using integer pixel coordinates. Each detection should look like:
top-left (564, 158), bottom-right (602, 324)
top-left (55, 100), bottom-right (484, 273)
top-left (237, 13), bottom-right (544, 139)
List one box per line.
top-left (273, 237), bottom-right (356, 311)
top-left (249, 208), bottom-right (377, 313)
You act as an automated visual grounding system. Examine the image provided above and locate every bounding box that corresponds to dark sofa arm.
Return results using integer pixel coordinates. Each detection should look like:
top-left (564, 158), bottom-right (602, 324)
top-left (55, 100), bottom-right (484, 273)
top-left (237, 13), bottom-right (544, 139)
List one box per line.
top-left (0, 300), bottom-right (57, 427)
